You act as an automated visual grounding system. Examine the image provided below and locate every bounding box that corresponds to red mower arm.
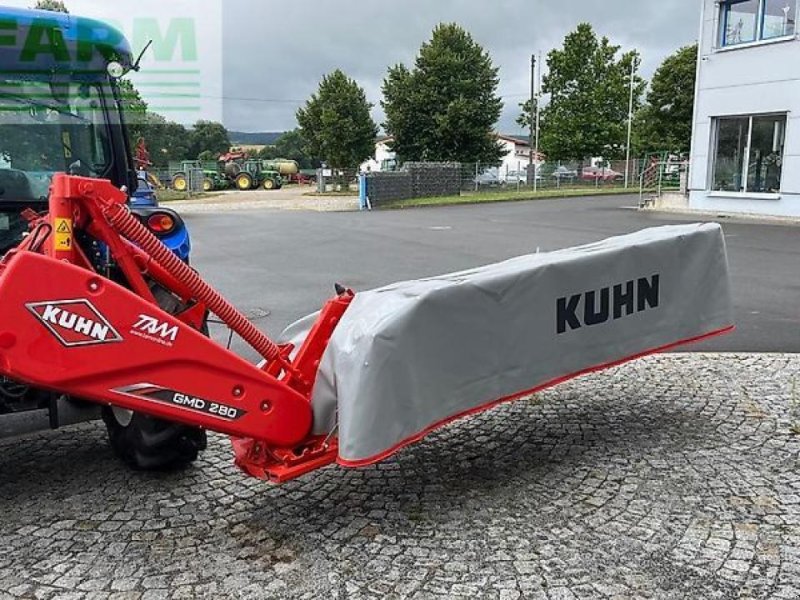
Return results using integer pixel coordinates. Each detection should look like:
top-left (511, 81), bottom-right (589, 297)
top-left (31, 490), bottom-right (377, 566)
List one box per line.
top-left (0, 174), bottom-right (352, 482)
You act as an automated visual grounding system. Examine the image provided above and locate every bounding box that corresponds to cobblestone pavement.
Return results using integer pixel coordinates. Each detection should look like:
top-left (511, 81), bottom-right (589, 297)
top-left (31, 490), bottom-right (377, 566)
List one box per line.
top-left (1, 354), bottom-right (799, 600)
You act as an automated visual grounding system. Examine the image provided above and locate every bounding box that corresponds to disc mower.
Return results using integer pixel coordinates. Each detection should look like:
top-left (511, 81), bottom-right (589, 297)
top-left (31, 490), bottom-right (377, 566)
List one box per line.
top-left (0, 7), bottom-right (736, 483)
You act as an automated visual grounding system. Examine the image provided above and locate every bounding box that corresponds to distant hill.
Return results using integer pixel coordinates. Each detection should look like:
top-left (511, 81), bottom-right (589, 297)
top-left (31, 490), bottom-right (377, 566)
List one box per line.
top-left (228, 131), bottom-right (285, 146)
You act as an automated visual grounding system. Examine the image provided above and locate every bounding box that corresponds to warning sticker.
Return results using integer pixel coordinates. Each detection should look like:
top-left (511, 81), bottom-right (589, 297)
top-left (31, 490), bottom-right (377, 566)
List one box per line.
top-left (54, 218), bottom-right (72, 251)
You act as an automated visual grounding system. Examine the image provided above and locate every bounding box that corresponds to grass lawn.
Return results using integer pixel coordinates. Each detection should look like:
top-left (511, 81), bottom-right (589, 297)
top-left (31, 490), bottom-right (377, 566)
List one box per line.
top-left (382, 186), bottom-right (643, 209)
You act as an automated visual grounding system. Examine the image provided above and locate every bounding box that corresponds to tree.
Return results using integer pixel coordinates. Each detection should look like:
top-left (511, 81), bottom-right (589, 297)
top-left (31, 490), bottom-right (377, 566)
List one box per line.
top-left (518, 23), bottom-right (645, 162)
top-left (117, 79), bottom-right (149, 145)
top-left (33, 0), bottom-right (68, 12)
top-left (296, 70), bottom-right (376, 169)
top-left (260, 129), bottom-right (318, 169)
top-left (188, 120), bottom-right (230, 160)
top-left (138, 113), bottom-right (190, 167)
top-left (382, 23), bottom-right (504, 165)
top-left (635, 44), bottom-right (698, 154)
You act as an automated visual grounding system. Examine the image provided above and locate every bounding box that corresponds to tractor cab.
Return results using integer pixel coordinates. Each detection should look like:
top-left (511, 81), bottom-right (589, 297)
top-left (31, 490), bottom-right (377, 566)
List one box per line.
top-left (0, 7), bottom-right (159, 254)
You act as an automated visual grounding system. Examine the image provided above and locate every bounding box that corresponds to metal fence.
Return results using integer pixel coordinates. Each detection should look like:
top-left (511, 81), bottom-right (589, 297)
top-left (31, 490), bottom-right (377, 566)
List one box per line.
top-left (458, 159), bottom-right (650, 194)
top-left (316, 168), bottom-right (359, 193)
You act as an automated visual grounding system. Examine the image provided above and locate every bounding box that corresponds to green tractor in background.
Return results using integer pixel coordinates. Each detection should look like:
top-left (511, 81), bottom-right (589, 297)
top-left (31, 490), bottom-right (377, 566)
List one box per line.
top-left (224, 159), bottom-right (283, 191)
top-left (170, 160), bottom-right (228, 192)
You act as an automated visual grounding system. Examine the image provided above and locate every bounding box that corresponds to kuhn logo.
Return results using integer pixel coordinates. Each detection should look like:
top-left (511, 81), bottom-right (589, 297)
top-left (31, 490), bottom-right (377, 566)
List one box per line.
top-left (132, 315), bottom-right (179, 346)
top-left (27, 300), bottom-right (123, 347)
top-left (557, 274), bottom-right (660, 334)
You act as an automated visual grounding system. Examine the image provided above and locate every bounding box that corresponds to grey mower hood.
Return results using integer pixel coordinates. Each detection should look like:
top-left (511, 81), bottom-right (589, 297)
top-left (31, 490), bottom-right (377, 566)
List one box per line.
top-left (281, 223), bottom-right (734, 466)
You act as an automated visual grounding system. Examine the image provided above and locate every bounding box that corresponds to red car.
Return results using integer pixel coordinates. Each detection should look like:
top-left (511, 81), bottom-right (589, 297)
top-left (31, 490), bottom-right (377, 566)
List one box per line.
top-left (581, 166), bottom-right (624, 182)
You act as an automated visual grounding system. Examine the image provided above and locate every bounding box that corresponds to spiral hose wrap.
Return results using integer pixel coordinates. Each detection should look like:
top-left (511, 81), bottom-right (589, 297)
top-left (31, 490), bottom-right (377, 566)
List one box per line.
top-left (103, 203), bottom-right (285, 365)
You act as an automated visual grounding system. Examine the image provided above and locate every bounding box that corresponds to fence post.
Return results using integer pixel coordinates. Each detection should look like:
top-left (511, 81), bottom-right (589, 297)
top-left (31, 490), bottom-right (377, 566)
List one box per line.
top-left (475, 162), bottom-right (479, 192)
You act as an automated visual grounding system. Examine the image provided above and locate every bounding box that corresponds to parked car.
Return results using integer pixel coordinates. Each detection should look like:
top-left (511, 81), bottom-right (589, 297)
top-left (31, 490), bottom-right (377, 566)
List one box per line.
top-left (551, 166), bottom-right (578, 182)
top-left (581, 166), bottom-right (624, 182)
top-left (474, 168), bottom-right (501, 187)
top-left (499, 169), bottom-right (542, 185)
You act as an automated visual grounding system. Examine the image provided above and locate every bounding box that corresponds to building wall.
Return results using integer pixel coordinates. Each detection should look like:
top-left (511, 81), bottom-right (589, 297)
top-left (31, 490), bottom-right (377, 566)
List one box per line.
top-left (361, 141), bottom-right (396, 173)
top-left (498, 139), bottom-right (531, 174)
top-left (690, 0), bottom-right (800, 217)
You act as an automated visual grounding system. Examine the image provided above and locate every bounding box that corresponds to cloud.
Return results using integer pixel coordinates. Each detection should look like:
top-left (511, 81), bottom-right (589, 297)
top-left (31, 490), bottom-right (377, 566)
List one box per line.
top-left (6, 0), bottom-right (702, 133)
top-left (220, 0), bottom-right (700, 133)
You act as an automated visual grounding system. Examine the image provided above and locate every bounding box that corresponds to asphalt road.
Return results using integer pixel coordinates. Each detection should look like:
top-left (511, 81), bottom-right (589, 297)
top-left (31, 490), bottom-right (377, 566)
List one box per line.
top-left (182, 194), bottom-right (800, 354)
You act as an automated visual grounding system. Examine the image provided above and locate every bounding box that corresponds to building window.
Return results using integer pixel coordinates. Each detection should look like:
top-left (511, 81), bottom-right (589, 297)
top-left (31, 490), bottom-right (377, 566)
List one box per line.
top-left (712, 114), bottom-right (786, 194)
top-left (763, 0), bottom-right (798, 38)
top-left (721, 0), bottom-right (797, 46)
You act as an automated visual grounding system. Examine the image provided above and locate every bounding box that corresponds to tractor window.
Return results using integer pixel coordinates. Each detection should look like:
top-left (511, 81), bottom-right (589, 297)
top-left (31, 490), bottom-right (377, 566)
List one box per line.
top-left (0, 79), bottom-right (113, 202)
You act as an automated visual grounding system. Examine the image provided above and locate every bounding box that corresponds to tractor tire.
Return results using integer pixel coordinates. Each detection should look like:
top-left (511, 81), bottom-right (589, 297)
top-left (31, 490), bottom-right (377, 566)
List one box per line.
top-left (263, 178), bottom-right (275, 190)
top-left (102, 408), bottom-right (207, 471)
top-left (202, 177), bottom-right (214, 192)
top-left (172, 173), bottom-right (188, 192)
top-left (236, 173), bottom-right (253, 191)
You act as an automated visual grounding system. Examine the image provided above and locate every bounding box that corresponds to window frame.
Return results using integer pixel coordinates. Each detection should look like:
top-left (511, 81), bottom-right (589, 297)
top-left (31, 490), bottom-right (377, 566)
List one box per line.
top-left (709, 112), bottom-right (788, 195)
top-left (719, 0), bottom-right (798, 48)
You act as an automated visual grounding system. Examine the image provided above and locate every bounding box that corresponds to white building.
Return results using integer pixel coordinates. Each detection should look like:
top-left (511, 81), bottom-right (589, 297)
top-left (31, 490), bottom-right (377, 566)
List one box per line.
top-left (689, 0), bottom-right (799, 217)
top-left (360, 136), bottom-right (397, 173)
top-left (360, 134), bottom-right (539, 174)
top-left (496, 134), bottom-right (536, 174)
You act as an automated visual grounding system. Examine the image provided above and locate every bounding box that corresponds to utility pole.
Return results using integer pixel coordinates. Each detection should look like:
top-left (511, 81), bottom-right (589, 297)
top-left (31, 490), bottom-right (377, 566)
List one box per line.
top-left (624, 55), bottom-right (637, 189)
top-left (534, 50), bottom-right (541, 194)
top-left (529, 54), bottom-right (536, 188)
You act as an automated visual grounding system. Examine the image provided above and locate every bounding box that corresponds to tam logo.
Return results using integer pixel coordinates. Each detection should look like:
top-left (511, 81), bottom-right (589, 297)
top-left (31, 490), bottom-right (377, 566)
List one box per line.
top-left (132, 314), bottom-right (179, 345)
top-left (26, 300), bottom-right (123, 347)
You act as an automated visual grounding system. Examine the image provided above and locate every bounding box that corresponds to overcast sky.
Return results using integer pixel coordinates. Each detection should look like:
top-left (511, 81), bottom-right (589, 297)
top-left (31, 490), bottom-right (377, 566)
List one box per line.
top-left (13, 0), bottom-right (702, 133)
top-left (221, 0), bottom-right (702, 134)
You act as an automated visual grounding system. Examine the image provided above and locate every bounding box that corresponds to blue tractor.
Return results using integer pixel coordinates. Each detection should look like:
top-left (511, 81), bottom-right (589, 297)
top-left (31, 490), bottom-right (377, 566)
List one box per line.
top-left (0, 7), bottom-right (204, 468)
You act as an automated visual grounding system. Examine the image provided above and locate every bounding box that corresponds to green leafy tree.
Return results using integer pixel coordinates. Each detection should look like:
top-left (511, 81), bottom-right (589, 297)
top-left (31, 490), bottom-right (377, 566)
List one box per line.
top-left (33, 0), bottom-right (68, 12)
top-left (518, 23), bottom-right (645, 162)
top-left (197, 150), bottom-right (216, 162)
top-left (260, 128), bottom-right (318, 169)
top-left (635, 44), bottom-right (698, 154)
top-left (382, 23), bottom-right (504, 165)
top-left (296, 70), bottom-right (377, 169)
top-left (188, 120), bottom-right (230, 160)
top-left (118, 79), bottom-right (149, 141)
top-left (257, 145), bottom-right (277, 160)
top-left (139, 113), bottom-right (190, 167)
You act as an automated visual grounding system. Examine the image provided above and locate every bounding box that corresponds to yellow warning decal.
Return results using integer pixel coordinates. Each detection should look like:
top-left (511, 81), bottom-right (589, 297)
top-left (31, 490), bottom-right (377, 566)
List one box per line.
top-left (54, 218), bottom-right (73, 250)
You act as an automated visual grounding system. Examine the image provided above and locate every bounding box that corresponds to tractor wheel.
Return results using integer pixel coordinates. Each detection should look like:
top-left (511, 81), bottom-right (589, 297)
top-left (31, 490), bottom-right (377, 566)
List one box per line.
top-left (235, 173), bottom-right (253, 191)
top-left (171, 173), bottom-right (188, 192)
top-left (202, 177), bottom-right (214, 192)
top-left (102, 289), bottom-right (209, 471)
top-left (263, 178), bottom-right (275, 190)
top-left (102, 408), bottom-right (207, 471)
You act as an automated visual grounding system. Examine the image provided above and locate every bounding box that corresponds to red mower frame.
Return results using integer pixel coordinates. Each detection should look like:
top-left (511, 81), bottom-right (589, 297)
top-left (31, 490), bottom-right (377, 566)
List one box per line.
top-left (0, 174), bottom-right (351, 482)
